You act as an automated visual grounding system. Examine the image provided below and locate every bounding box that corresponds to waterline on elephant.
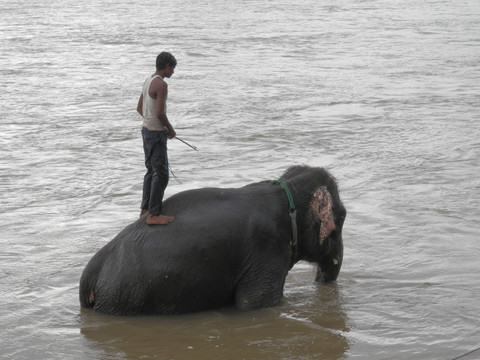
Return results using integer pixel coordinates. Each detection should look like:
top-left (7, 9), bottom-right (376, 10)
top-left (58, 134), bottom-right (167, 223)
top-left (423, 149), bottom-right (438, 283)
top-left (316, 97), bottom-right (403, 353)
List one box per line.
top-left (79, 165), bottom-right (346, 315)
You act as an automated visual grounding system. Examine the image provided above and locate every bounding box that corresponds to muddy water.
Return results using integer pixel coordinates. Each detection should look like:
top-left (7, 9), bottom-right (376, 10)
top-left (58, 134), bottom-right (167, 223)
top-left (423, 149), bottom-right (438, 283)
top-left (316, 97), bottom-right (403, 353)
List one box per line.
top-left (1, 0), bottom-right (479, 359)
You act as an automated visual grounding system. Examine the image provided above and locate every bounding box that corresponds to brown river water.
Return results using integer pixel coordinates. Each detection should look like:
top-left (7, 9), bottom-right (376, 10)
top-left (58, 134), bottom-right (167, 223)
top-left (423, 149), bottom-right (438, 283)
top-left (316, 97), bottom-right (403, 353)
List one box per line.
top-left (1, 0), bottom-right (479, 359)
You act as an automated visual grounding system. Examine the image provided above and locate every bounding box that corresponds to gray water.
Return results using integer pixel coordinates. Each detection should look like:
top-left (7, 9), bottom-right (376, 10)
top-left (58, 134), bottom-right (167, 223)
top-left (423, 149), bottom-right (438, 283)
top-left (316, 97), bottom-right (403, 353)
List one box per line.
top-left (1, 0), bottom-right (479, 359)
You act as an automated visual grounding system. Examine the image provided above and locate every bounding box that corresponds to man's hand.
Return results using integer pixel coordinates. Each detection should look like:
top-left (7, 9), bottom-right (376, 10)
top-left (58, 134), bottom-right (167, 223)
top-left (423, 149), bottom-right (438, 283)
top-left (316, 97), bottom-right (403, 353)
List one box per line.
top-left (165, 127), bottom-right (176, 139)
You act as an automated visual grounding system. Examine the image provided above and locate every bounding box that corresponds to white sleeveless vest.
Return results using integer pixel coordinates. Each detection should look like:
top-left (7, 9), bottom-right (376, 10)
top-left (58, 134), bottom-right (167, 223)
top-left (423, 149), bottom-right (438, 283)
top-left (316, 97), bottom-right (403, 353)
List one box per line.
top-left (141, 75), bottom-right (167, 131)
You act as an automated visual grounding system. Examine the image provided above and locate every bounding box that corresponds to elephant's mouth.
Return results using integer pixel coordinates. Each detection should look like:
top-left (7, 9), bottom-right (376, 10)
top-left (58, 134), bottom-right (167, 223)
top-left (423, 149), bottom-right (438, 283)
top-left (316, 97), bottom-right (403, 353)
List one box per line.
top-left (316, 256), bottom-right (341, 283)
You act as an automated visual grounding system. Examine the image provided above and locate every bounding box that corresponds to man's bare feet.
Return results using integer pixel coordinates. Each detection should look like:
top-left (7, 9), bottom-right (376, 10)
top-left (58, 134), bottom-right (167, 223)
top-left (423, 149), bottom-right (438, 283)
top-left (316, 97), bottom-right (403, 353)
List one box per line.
top-left (139, 209), bottom-right (148, 217)
top-left (146, 214), bottom-right (174, 225)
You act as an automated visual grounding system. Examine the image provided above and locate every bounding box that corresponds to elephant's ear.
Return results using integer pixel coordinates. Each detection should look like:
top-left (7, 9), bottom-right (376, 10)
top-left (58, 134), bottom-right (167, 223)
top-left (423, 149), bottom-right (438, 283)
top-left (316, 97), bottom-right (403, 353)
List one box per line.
top-left (312, 186), bottom-right (335, 245)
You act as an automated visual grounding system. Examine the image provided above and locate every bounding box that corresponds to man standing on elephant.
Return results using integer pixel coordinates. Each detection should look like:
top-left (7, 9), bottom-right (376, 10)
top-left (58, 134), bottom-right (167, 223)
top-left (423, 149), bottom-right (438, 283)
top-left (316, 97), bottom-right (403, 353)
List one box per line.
top-left (136, 52), bottom-right (177, 225)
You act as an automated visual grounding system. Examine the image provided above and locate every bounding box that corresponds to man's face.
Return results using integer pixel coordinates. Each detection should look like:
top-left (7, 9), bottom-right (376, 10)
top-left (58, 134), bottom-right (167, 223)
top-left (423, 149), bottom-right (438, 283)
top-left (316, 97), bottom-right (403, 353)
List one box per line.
top-left (165, 65), bottom-right (175, 78)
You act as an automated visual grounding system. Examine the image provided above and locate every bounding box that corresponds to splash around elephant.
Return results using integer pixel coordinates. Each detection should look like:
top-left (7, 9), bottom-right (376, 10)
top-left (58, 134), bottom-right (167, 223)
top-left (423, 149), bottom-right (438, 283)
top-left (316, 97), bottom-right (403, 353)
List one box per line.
top-left (79, 165), bottom-right (346, 315)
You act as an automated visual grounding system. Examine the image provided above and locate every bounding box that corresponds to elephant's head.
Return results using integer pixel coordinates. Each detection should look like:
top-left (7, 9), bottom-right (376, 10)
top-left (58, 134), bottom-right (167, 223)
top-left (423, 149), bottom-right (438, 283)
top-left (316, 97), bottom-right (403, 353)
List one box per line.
top-left (280, 166), bottom-right (346, 283)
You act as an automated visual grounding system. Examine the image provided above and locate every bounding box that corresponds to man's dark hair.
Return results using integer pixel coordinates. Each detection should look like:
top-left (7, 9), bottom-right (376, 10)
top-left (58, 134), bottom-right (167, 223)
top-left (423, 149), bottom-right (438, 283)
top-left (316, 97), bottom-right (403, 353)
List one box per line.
top-left (156, 52), bottom-right (177, 70)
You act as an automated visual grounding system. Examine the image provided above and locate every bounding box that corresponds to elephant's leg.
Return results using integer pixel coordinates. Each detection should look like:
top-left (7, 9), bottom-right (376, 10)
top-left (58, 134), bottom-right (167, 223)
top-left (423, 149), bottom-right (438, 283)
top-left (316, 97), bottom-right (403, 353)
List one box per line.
top-left (234, 267), bottom-right (287, 311)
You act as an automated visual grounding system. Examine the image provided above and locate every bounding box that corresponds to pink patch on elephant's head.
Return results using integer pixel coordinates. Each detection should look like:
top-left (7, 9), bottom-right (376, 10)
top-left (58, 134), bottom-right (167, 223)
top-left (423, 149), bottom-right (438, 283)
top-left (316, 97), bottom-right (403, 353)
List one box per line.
top-left (312, 186), bottom-right (335, 245)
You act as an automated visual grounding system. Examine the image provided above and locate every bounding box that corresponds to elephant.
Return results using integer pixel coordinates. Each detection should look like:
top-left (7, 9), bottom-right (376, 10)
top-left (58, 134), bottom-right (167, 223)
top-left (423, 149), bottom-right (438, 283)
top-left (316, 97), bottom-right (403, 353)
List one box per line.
top-left (79, 165), bottom-right (346, 315)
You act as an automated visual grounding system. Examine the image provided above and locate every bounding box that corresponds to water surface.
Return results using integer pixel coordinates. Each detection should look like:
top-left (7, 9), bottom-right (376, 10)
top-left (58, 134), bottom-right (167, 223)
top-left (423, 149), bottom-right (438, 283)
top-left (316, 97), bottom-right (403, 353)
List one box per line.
top-left (1, 0), bottom-right (479, 359)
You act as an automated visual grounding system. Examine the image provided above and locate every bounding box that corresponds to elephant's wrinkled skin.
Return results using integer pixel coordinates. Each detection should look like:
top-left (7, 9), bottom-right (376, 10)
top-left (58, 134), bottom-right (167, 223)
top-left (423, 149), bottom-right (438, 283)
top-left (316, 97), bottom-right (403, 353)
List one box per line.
top-left (79, 166), bottom-right (346, 315)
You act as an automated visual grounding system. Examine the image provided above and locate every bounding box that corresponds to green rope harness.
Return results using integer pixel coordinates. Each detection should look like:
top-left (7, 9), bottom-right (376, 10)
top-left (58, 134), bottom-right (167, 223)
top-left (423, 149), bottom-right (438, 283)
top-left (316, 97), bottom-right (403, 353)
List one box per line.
top-left (269, 180), bottom-right (298, 266)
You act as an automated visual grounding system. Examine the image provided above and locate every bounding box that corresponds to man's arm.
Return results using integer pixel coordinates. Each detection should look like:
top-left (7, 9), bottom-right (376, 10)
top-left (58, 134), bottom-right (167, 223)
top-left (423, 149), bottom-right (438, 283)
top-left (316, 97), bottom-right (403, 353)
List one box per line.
top-left (154, 80), bottom-right (176, 139)
top-left (136, 93), bottom-right (143, 116)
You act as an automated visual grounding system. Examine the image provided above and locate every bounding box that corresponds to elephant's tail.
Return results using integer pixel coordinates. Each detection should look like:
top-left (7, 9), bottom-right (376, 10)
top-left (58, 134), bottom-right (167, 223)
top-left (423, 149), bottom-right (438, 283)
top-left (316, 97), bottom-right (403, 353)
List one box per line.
top-left (79, 275), bottom-right (96, 308)
top-left (79, 264), bottom-right (99, 309)
top-left (79, 244), bottom-right (113, 309)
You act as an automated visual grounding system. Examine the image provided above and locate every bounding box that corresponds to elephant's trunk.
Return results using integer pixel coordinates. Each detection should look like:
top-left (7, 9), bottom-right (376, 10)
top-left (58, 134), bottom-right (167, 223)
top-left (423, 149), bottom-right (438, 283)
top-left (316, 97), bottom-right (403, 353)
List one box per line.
top-left (315, 232), bottom-right (343, 283)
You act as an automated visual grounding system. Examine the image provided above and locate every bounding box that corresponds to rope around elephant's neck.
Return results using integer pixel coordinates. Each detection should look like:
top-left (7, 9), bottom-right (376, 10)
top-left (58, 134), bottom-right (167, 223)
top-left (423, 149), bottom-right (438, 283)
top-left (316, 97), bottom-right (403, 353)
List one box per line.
top-left (269, 180), bottom-right (298, 267)
top-left (268, 180), bottom-right (294, 211)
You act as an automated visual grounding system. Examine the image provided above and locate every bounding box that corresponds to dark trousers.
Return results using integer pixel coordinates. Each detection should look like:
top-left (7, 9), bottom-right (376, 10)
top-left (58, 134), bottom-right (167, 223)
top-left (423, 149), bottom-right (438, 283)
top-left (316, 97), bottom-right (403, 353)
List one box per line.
top-left (141, 127), bottom-right (169, 215)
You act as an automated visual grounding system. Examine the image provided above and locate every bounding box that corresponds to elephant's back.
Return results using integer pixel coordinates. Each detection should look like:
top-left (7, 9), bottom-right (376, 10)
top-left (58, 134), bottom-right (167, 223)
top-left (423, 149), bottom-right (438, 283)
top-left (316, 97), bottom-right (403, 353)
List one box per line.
top-left (140, 184), bottom-right (287, 259)
top-left (162, 184), bottom-right (279, 221)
